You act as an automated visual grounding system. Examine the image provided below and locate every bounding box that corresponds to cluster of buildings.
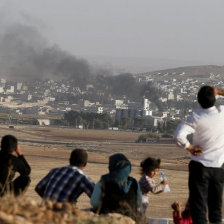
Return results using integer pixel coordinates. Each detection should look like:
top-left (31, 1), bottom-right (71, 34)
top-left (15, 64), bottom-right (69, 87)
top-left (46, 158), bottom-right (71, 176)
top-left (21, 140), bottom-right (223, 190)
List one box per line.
top-left (0, 71), bottom-right (224, 127)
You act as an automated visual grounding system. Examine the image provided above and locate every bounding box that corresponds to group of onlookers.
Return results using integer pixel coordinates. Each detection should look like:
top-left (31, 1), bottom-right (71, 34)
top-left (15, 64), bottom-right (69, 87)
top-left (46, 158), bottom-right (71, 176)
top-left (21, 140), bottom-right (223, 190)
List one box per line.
top-left (0, 135), bottom-right (163, 221)
top-left (0, 85), bottom-right (224, 224)
top-left (0, 134), bottom-right (170, 222)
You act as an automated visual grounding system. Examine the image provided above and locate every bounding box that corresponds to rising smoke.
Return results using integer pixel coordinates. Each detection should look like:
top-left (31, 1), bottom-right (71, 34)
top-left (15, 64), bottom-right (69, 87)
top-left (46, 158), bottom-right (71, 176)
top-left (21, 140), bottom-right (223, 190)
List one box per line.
top-left (0, 23), bottom-right (91, 84)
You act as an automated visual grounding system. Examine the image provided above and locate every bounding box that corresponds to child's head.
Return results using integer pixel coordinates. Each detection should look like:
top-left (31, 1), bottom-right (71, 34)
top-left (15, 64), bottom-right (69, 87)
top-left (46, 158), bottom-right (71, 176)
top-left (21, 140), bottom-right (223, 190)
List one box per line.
top-left (171, 201), bottom-right (182, 211)
top-left (171, 199), bottom-right (190, 214)
top-left (140, 157), bottom-right (161, 177)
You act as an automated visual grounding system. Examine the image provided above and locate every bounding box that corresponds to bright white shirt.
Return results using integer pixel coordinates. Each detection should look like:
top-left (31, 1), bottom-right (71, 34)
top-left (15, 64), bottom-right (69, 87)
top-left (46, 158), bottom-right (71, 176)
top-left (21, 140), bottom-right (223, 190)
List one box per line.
top-left (174, 105), bottom-right (224, 168)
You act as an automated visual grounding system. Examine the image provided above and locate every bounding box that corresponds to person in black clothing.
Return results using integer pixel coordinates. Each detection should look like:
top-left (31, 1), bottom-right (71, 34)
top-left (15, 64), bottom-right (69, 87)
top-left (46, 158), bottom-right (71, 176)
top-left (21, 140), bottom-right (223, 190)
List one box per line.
top-left (0, 135), bottom-right (31, 197)
top-left (91, 153), bottom-right (142, 220)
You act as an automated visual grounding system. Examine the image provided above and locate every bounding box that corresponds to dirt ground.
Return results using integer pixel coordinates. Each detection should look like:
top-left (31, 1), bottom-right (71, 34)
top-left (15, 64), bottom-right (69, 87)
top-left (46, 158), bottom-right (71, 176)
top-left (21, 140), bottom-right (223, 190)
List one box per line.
top-left (0, 125), bottom-right (223, 220)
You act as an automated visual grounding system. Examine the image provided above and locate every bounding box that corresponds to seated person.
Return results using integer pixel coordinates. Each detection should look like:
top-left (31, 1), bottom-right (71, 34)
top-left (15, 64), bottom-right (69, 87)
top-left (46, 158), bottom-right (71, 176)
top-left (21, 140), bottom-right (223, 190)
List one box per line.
top-left (0, 135), bottom-right (31, 197)
top-left (91, 153), bottom-right (142, 220)
top-left (35, 148), bottom-right (95, 203)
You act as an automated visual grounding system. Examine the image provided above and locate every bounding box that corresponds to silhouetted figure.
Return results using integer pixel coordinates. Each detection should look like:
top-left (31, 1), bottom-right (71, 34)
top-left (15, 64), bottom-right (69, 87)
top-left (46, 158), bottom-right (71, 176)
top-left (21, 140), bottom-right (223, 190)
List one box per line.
top-left (35, 148), bottom-right (94, 203)
top-left (91, 153), bottom-right (142, 220)
top-left (174, 85), bottom-right (224, 224)
top-left (0, 135), bottom-right (31, 197)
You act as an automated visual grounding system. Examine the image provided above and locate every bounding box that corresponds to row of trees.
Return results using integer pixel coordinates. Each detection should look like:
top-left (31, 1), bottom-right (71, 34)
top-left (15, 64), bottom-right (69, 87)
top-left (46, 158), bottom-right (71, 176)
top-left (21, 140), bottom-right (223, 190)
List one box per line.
top-left (63, 110), bottom-right (181, 133)
top-left (115, 117), bottom-right (180, 134)
top-left (64, 111), bottom-right (113, 129)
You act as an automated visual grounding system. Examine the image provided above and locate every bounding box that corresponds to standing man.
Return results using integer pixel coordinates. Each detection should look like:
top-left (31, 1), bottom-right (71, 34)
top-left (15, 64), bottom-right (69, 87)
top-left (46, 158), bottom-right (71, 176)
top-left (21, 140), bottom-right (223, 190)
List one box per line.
top-left (0, 135), bottom-right (31, 197)
top-left (174, 85), bottom-right (224, 224)
top-left (35, 148), bottom-right (95, 204)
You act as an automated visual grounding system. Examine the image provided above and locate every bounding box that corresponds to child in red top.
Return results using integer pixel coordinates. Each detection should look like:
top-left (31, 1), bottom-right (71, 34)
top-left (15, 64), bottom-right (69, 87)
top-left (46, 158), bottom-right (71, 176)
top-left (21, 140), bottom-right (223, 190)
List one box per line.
top-left (171, 200), bottom-right (192, 224)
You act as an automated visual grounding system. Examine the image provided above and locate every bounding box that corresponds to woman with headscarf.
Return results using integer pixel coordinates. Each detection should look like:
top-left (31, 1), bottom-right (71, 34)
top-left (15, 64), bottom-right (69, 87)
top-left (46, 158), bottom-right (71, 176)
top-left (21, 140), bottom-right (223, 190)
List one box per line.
top-left (90, 153), bottom-right (142, 219)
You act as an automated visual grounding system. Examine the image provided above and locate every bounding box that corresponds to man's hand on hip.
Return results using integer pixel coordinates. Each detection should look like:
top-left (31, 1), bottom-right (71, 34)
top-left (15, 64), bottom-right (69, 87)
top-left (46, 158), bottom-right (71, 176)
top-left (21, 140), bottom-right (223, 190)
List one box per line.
top-left (186, 144), bottom-right (203, 156)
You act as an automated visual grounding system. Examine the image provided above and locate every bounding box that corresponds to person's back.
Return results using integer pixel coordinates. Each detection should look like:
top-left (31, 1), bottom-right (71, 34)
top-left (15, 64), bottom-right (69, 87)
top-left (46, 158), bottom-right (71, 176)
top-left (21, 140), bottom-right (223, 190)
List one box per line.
top-left (37, 165), bottom-right (94, 202)
top-left (187, 105), bottom-right (224, 167)
top-left (35, 148), bottom-right (94, 203)
top-left (0, 152), bottom-right (18, 188)
top-left (0, 135), bottom-right (31, 197)
top-left (175, 86), bottom-right (224, 167)
top-left (99, 175), bottom-right (138, 217)
top-left (91, 153), bottom-right (142, 220)
top-left (174, 85), bottom-right (224, 224)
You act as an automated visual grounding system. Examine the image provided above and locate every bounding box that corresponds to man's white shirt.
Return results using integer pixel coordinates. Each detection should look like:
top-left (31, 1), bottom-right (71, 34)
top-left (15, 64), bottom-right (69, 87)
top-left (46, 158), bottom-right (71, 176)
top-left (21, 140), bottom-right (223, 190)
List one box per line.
top-left (174, 105), bottom-right (224, 168)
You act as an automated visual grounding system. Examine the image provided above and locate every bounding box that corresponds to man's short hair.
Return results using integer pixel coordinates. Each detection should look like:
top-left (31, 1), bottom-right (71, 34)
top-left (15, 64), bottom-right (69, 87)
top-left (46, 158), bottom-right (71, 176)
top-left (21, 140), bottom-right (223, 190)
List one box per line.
top-left (1, 135), bottom-right (18, 153)
top-left (197, 85), bottom-right (216, 109)
top-left (69, 148), bottom-right (88, 167)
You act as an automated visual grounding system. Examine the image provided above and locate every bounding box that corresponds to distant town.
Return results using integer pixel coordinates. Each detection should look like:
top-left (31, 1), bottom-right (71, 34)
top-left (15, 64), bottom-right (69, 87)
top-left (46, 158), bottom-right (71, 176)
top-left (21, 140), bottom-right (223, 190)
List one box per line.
top-left (1, 68), bottom-right (224, 133)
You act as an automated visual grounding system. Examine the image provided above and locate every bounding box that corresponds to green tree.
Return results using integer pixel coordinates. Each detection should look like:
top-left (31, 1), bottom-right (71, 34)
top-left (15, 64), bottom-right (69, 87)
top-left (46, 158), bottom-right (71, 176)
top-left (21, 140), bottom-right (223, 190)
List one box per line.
top-left (164, 120), bottom-right (181, 134)
top-left (120, 117), bottom-right (131, 129)
top-left (64, 110), bottom-right (114, 129)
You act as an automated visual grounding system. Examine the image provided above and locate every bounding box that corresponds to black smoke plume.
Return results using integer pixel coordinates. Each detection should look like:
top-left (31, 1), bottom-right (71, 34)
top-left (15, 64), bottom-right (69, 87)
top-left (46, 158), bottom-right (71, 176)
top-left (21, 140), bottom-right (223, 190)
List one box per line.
top-left (0, 23), bottom-right (91, 85)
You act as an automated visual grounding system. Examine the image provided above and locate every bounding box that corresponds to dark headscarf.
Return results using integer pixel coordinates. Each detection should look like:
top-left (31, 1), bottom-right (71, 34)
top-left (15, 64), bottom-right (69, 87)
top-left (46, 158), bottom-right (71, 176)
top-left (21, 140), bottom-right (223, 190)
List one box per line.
top-left (105, 153), bottom-right (132, 193)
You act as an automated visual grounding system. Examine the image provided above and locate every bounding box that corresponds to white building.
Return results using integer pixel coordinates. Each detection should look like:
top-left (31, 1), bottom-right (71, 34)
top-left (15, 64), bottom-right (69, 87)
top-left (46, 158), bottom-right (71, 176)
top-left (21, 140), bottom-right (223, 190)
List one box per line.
top-left (1, 79), bottom-right (6, 84)
top-left (142, 98), bottom-right (152, 116)
top-left (160, 97), bottom-right (167, 102)
top-left (97, 107), bottom-right (103, 114)
top-left (84, 100), bottom-right (95, 107)
top-left (176, 95), bottom-right (183, 101)
top-left (115, 100), bottom-right (124, 108)
top-left (167, 92), bottom-right (175, 100)
top-left (36, 119), bottom-right (50, 126)
top-left (17, 83), bottom-right (22, 90)
top-left (27, 94), bottom-right (32, 101)
top-left (6, 86), bottom-right (14, 94)
top-left (0, 87), bottom-right (4, 93)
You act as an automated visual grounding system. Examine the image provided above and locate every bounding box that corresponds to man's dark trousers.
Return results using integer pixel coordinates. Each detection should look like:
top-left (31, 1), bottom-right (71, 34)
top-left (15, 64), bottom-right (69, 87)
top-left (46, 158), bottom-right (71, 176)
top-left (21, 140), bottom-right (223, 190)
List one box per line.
top-left (189, 160), bottom-right (224, 224)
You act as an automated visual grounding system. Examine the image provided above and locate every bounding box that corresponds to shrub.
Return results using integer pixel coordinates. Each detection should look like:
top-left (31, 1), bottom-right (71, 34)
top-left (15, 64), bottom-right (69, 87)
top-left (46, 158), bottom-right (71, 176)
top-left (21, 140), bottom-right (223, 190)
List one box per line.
top-left (137, 133), bottom-right (160, 143)
top-left (161, 133), bottom-right (173, 138)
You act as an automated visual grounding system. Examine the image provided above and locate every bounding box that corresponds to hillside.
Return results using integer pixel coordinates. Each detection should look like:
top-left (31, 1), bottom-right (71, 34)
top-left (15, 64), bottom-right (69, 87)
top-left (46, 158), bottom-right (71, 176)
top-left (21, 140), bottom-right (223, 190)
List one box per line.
top-left (138, 65), bottom-right (224, 80)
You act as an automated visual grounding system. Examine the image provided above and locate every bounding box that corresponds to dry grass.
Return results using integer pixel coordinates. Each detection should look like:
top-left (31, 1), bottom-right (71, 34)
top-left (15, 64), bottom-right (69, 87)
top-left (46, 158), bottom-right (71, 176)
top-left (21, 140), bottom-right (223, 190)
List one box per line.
top-left (0, 196), bottom-right (136, 224)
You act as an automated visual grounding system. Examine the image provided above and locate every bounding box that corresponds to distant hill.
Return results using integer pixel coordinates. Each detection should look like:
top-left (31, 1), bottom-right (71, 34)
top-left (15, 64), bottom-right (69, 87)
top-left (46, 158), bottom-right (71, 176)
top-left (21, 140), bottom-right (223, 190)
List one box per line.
top-left (137, 65), bottom-right (224, 80)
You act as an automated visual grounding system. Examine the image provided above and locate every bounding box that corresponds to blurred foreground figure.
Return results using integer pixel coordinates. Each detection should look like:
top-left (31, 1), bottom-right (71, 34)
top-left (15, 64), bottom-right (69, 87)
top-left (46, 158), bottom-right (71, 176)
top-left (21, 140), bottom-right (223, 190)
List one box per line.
top-left (35, 148), bottom-right (94, 204)
top-left (91, 153), bottom-right (142, 221)
top-left (0, 135), bottom-right (31, 197)
top-left (171, 200), bottom-right (192, 224)
top-left (174, 85), bottom-right (224, 224)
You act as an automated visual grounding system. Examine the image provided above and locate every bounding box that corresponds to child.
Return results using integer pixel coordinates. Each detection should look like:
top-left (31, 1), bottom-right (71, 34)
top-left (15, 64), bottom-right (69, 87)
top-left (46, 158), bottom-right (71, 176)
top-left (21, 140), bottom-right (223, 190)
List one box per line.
top-left (171, 200), bottom-right (192, 224)
top-left (139, 157), bottom-right (167, 216)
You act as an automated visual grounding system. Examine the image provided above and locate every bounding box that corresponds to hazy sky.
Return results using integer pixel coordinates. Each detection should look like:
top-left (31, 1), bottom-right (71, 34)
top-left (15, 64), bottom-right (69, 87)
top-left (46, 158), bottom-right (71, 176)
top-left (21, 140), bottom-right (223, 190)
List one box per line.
top-left (1, 0), bottom-right (224, 73)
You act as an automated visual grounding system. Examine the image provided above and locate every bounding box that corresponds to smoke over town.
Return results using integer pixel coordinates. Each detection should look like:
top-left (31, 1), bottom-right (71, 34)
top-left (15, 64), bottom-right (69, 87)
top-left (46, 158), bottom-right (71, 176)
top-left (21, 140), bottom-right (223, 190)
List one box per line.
top-left (0, 23), bottom-right (91, 83)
